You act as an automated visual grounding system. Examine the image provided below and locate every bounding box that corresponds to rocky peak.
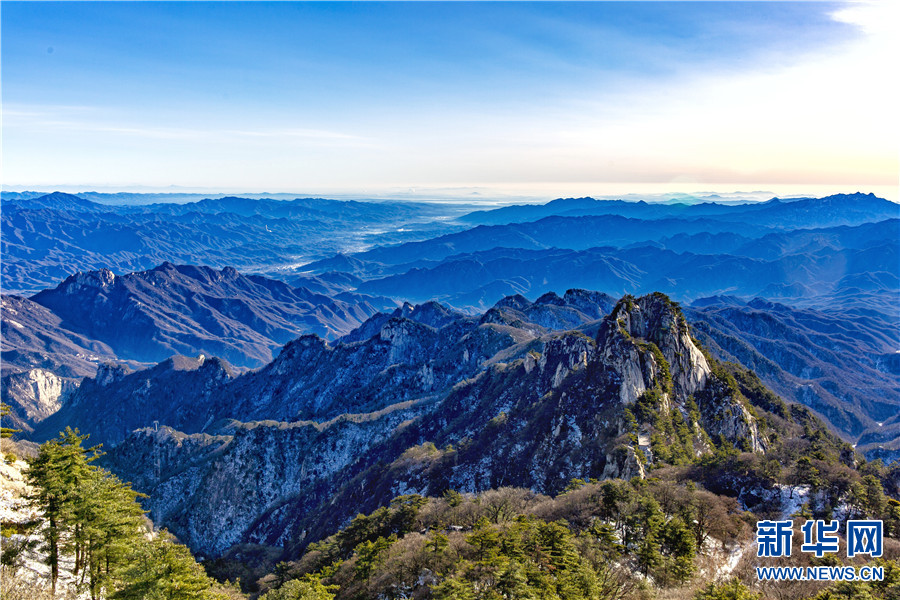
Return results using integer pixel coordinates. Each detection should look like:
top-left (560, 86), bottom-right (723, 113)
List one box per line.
top-left (95, 362), bottom-right (130, 387)
top-left (392, 300), bottom-right (462, 330)
top-left (395, 302), bottom-right (416, 318)
top-left (0, 369), bottom-right (80, 432)
top-left (272, 335), bottom-right (329, 374)
top-left (493, 294), bottom-right (532, 312)
top-left (62, 268), bottom-right (117, 293)
top-left (198, 356), bottom-right (234, 380)
top-left (599, 293), bottom-right (710, 401)
top-left (561, 289), bottom-right (617, 319)
top-left (379, 317), bottom-right (438, 363)
top-left (151, 261), bottom-right (178, 275)
top-left (88, 290), bottom-right (779, 559)
top-left (536, 332), bottom-right (596, 389)
top-left (534, 291), bottom-right (566, 306)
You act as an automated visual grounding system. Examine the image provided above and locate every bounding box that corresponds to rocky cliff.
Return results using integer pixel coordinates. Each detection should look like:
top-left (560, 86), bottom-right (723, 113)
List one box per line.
top-left (100, 292), bottom-right (767, 557)
top-left (0, 369), bottom-right (80, 433)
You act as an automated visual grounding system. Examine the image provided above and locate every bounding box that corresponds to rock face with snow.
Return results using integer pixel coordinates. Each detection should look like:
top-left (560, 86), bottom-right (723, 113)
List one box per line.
top-left (34, 355), bottom-right (234, 447)
top-left (95, 291), bottom-right (767, 558)
top-left (108, 403), bottom-right (425, 556)
top-left (0, 369), bottom-right (80, 434)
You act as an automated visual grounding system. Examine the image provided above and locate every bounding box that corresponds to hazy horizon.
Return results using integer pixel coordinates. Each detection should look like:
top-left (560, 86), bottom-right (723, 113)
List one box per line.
top-left (4, 183), bottom-right (898, 205)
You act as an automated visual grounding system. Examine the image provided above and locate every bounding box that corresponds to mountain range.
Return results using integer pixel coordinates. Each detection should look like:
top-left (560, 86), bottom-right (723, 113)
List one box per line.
top-left (297, 194), bottom-right (898, 310)
top-left (86, 292), bottom-right (769, 556)
top-left (1, 192), bottom-right (469, 294)
top-left (4, 262), bottom-right (394, 373)
top-left (457, 192), bottom-right (897, 227)
top-left (2, 190), bottom-right (898, 586)
top-left (4, 191), bottom-right (897, 451)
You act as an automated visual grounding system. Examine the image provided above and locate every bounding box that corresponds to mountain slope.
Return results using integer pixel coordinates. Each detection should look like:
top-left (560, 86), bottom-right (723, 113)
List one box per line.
top-left (29, 263), bottom-right (392, 368)
top-left (37, 290), bottom-right (614, 450)
top-left (685, 298), bottom-right (900, 438)
top-left (1, 294), bottom-right (119, 378)
top-left (350, 240), bottom-right (897, 308)
top-left (100, 293), bottom-right (767, 556)
top-left (326, 214), bottom-right (774, 268)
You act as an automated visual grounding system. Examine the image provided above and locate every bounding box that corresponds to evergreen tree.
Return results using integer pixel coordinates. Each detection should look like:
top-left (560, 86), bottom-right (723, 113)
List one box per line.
top-left (77, 469), bottom-right (147, 599)
top-left (431, 576), bottom-right (476, 600)
top-left (259, 576), bottom-right (336, 600)
top-left (25, 428), bottom-right (100, 595)
top-left (111, 534), bottom-right (226, 600)
top-left (694, 578), bottom-right (760, 600)
top-left (1, 402), bottom-right (21, 439)
top-left (26, 427), bottom-right (221, 599)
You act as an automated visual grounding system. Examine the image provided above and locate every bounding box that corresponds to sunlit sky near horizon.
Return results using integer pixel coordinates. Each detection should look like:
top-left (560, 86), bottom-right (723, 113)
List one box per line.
top-left (2, 1), bottom-right (898, 201)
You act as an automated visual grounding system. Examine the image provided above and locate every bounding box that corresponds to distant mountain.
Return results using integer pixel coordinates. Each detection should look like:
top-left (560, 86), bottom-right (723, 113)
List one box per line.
top-left (1, 192), bottom-right (468, 294)
top-left (291, 271), bottom-right (364, 296)
top-left (653, 218), bottom-right (898, 258)
top-left (1, 191), bottom-right (108, 213)
top-left (459, 192), bottom-right (898, 227)
top-left (28, 263), bottom-right (394, 368)
top-left (347, 238), bottom-right (897, 309)
top-left (299, 199), bottom-right (897, 311)
top-left (712, 193), bottom-right (899, 229)
top-left (1, 294), bottom-right (119, 378)
top-left (1, 291), bottom-right (137, 438)
top-left (33, 356), bottom-right (235, 448)
top-left (684, 298), bottom-right (900, 438)
top-left (335, 214), bottom-right (773, 267)
top-left (0, 368), bottom-right (81, 435)
top-left (3, 262), bottom-right (402, 443)
top-left (39, 289), bottom-right (615, 450)
top-left (458, 196), bottom-right (747, 225)
top-left (16, 286), bottom-right (892, 562)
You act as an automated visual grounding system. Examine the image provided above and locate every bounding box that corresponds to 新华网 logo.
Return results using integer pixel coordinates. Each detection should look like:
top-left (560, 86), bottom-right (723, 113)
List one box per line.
top-left (756, 519), bottom-right (882, 558)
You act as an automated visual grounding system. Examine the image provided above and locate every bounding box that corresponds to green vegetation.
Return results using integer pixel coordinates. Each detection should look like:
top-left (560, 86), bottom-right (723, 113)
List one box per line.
top-left (694, 578), bottom-right (760, 600)
top-left (254, 470), bottom-right (900, 599)
top-left (257, 479), bottom-right (749, 599)
top-left (9, 305), bottom-right (899, 600)
top-left (259, 577), bottom-right (336, 600)
top-left (1, 402), bottom-right (21, 439)
top-left (15, 427), bottom-right (227, 599)
top-left (628, 338), bottom-right (698, 467)
top-left (811, 559), bottom-right (900, 599)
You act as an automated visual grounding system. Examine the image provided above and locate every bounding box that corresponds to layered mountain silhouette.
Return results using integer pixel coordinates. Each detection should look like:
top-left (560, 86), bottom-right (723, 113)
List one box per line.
top-left (1, 192), bottom-right (468, 294)
top-left (16, 263), bottom-right (394, 368)
top-left (458, 192), bottom-right (897, 227)
top-left (302, 222), bottom-right (897, 310)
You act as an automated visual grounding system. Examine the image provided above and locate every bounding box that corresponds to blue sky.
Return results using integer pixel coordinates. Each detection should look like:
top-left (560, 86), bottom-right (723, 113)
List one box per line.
top-left (2, 1), bottom-right (897, 199)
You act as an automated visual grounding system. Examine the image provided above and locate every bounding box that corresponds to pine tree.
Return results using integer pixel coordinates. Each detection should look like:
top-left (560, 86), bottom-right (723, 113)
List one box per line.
top-left (77, 469), bottom-right (147, 599)
top-left (694, 578), bottom-right (760, 600)
top-left (26, 427), bottom-right (220, 599)
top-left (1, 402), bottom-right (21, 439)
top-left (110, 533), bottom-right (225, 600)
top-left (25, 427), bottom-right (100, 595)
top-left (258, 577), bottom-right (335, 600)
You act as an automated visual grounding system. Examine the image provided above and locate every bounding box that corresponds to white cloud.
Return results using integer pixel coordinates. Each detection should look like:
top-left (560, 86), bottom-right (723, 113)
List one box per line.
top-left (830, 0), bottom-right (898, 36)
